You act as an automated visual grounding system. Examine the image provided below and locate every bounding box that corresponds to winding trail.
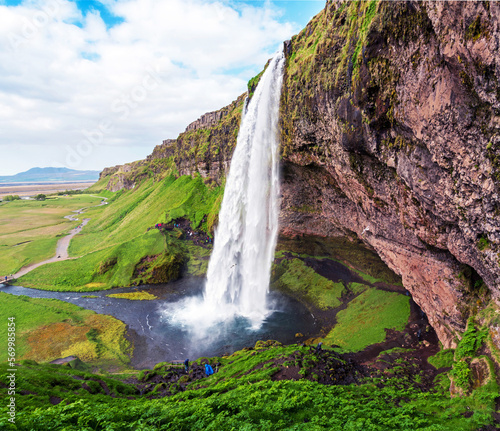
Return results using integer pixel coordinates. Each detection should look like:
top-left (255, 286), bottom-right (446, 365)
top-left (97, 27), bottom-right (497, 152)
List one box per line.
top-left (9, 198), bottom-right (107, 280)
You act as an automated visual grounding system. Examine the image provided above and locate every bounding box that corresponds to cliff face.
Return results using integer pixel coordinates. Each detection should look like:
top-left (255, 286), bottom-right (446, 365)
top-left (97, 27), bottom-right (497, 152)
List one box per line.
top-left (148, 95), bottom-right (246, 183)
top-left (98, 1), bottom-right (500, 349)
top-left (98, 95), bottom-right (245, 191)
top-left (279, 0), bottom-right (500, 348)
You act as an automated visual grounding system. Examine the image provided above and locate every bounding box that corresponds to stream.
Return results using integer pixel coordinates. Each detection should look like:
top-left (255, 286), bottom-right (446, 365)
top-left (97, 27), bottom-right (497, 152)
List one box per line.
top-left (2, 279), bottom-right (317, 369)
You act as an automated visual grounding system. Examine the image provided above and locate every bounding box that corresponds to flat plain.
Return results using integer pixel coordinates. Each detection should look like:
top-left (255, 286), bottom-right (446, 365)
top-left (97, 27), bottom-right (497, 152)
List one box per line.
top-left (0, 181), bottom-right (95, 198)
top-left (0, 194), bottom-right (103, 275)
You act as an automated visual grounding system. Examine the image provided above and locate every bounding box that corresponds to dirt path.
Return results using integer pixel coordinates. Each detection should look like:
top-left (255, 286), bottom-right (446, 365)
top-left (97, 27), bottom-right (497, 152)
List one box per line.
top-left (10, 197), bottom-right (107, 280)
top-left (12, 218), bottom-right (90, 278)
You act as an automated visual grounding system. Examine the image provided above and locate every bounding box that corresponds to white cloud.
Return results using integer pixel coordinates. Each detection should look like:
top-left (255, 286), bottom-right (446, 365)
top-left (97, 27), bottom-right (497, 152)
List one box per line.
top-left (0, 0), bottom-right (299, 175)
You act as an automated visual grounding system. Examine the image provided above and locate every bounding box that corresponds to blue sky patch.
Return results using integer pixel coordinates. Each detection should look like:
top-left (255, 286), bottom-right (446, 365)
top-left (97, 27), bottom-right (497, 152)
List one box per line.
top-left (2, 0), bottom-right (124, 29)
top-left (81, 51), bottom-right (100, 61)
top-left (232, 0), bottom-right (324, 28)
top-left (74, 0), bottom-right (124, 28)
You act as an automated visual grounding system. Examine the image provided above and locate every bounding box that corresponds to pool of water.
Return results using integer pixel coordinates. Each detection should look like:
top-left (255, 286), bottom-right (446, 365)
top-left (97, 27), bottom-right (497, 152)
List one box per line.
top-left (3, 278), bottom-right (317, 368)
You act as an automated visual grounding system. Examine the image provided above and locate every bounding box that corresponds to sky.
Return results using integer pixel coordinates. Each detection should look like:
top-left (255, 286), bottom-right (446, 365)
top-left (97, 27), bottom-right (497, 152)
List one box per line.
top-left (0, 0), bottom-right (325, 176)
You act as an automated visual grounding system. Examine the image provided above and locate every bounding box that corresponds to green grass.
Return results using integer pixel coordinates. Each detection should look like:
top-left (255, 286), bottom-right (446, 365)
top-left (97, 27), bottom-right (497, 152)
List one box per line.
top-left (323, 288), bottom-right (410, 351)
top-left (352, 267), bottom-right (387, 284)
top-left (0, 361), bottom-right (138, 413)
top-left (0, 292), bottom-right (130, 367)
top-left (2, 342), bottom-right (498, 430)
top-left (185, 242), bottom-right (212, 277)
top-left (69, 174), bottom-right (222, 258)
top-left (17, 229), bottom-right (179, 291)
top-left (348, 282), bottom-right (369, 294)
top-left (106, 291), bottom-right (157, 300)
top-left (0, 195), bottom-right (102, 274)
top-left (4, 174), bottom-right (221, 291)
top-left (275, 235), bottom-right (403, 287)
top-left (273, 258), bottom-right (345, 310)
top-left (428, 349), bottom-right (455, 369)
top-left (15, 174), bottom-right (222, 290)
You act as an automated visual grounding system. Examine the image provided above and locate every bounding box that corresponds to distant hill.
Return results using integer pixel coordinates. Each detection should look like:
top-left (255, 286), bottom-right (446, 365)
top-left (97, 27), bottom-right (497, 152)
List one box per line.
top-left (0, 167), bottom-right (100, 183)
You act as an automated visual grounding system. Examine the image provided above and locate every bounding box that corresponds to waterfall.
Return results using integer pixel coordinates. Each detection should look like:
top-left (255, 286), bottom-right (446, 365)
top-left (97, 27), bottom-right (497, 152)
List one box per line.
top-left (203, 48), bottom-right (285, 326)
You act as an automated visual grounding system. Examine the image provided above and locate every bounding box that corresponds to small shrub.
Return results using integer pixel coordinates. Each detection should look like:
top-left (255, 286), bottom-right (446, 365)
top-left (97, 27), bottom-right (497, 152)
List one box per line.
top-left (178, 375), bottom-right (190, 384)
top-left (169, 383), bottom-right (182, 394)
top-left (477, 236), bottom-right (490, 251)
top-left (455, 320), bottom-right (487, 360)
top-left (451, 360), bottom-right (471, 390)
top-left (428, 349), bottom-right (455, 369)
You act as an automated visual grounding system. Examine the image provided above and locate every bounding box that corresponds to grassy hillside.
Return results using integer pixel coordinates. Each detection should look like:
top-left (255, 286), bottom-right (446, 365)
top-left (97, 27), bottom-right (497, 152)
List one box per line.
top-left (15, 174), bottom-right (222, 291)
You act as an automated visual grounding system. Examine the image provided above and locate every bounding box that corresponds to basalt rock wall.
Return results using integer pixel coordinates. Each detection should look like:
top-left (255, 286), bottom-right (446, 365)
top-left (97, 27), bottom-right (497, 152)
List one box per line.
top-left (279, 0), bottom-right (500, 348)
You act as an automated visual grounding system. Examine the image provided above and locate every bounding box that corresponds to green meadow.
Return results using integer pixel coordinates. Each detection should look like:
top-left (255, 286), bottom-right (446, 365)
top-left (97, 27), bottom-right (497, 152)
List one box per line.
top-left (324, 288), bottom-right (410, 351)
top-left (0, 292), bottom-right (131, 368)
top-left (273, 257), bottom-right (346, 310)
top-left (13, 174), bottom-right (222, 291)
top-left (0, 195), bottom-right (102, 275)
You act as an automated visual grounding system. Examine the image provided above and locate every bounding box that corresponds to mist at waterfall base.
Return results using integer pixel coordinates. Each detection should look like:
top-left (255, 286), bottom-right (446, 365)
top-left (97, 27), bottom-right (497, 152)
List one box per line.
top-left (158, 285), bottom-right (315, 363)
top-left (162, 48), bottom-right (289, 353)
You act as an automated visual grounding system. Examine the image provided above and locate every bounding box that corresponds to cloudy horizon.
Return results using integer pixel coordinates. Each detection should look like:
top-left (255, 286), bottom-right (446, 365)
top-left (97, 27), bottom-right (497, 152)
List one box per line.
top-left (0, 0), bottom-right (324, 176)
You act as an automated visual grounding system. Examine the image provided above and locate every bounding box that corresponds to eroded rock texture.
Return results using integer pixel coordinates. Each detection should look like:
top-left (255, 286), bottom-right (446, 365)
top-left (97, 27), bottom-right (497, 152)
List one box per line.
top-left (279, 0), bottom-right (500, 347)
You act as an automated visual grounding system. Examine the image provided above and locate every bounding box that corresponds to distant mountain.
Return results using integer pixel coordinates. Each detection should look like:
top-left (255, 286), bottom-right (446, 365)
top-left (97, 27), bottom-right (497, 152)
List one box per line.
top-left (0, 167), bottom-right (100, 183)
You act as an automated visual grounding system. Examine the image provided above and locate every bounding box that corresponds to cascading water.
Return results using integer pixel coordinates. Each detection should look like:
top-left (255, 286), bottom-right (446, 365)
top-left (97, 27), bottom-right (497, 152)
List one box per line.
top-left (160, 47), bottom-right (315, 358)
top-left (203, 48), bottom-right (285, 326)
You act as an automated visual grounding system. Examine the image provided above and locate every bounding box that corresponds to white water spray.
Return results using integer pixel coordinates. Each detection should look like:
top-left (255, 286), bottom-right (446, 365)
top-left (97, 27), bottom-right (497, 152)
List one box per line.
top-left (202, 48), bottom-right (285, 326)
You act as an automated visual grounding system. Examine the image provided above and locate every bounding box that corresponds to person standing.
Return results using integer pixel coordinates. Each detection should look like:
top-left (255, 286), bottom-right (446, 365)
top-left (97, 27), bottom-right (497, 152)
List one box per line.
top-left (205, 363), bottom-right (214, 376)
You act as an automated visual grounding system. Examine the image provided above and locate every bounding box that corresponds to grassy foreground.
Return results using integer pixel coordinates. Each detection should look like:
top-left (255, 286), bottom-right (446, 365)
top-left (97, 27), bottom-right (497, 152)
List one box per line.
top-left (1, 336), bottom-right (498, 431)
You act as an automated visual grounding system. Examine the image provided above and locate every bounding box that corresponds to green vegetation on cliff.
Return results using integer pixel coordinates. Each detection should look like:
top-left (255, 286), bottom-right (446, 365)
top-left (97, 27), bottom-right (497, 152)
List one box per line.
top-left (171, 95), bottom-right (245, 177)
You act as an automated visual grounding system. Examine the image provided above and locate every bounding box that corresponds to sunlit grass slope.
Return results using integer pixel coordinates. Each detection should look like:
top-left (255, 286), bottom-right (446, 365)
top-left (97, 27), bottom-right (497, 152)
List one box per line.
top-left (17, 174), bottom-right (222, 291)
top-left (0, 195), bottom-right (102, 275)
top-left (324, 288), bottom-right (410, 351)
top-left (18, 230), bottom-right (174, 291)
top-left (0, 292), bottom-right (130, 368)
top-left (273, 257), bottom-right (346, 309)
top-left (69, 175), bottom-right (222, 257)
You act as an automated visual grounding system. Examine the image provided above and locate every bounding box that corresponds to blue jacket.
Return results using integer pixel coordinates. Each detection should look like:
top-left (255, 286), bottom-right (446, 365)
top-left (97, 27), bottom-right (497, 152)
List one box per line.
top-left (205, 364), bottom-right (214, 376)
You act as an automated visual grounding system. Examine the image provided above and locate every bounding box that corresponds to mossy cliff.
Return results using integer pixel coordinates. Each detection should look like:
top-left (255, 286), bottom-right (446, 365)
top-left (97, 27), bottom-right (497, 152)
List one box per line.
top-left (100, 94), bottom-right (246, 190)
top-left (98, 1), bottom-right (500, 350)
top-left (278, 0), bottom-right (500, 350)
